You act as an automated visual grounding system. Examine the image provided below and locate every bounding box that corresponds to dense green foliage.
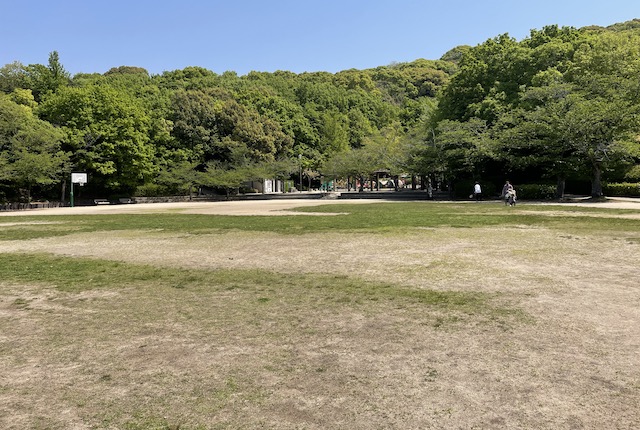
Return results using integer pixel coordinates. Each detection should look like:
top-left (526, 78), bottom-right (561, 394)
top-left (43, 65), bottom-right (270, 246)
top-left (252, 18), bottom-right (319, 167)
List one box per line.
top-left (1, 20), bottom-right (639, 202)
top-left (435, 23), bottom-right (640, 197)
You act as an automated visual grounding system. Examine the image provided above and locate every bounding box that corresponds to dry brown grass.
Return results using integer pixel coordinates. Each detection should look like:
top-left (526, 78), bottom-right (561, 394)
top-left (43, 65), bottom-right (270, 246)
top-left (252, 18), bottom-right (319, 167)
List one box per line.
top-left (1, 199), bottom-right (639, 429)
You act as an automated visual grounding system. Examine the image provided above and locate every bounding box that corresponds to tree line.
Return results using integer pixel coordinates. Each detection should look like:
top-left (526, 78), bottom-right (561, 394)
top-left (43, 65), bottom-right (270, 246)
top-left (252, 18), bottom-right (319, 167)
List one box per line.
top-left (1, 20), bottom-right (639, 203)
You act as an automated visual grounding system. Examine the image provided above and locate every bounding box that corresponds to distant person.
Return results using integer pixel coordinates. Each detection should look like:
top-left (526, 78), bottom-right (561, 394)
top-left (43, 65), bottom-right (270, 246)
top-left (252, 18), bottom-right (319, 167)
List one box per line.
top-left (501, 181), bottom-right (517, 206)
top-left (501, 181), bottom-right (513, 196)
top-left (501, 181), bottom-right (513, 205)
top-left (473, 181), bottom-right (482, 201)
top-left (500, 181), bottom-right (513, 205)
top-left (506, 188), bottom-right (517, 206)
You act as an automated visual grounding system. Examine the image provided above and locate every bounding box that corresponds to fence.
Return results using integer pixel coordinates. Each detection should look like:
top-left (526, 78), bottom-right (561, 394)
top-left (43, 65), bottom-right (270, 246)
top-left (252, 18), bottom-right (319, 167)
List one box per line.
top-left (0, 202), bottom-right (64, 212)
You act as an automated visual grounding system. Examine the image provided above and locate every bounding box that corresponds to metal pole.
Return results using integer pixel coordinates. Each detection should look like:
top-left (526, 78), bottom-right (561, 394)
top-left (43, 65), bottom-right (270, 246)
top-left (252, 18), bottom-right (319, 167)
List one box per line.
top-left (70, 175), bottom-right (74, 208)
top-left (298, 154), bottom-right (302, 192)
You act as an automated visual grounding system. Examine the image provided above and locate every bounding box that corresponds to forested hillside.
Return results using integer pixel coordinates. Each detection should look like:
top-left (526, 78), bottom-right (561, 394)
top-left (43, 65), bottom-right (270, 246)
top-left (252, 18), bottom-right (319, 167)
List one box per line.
top-left (1, 20), bottom-right (639, 202)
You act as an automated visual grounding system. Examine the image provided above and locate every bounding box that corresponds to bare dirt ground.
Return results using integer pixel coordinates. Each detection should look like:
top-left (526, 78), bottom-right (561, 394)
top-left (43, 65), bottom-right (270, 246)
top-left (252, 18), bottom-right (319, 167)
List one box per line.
top-left (1, 197), bottom-right (639, 429)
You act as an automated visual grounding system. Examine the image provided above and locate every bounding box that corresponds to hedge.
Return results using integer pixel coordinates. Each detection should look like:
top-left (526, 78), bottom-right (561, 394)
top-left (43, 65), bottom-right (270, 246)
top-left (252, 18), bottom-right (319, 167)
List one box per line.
top-left (513, 184), bottom-right (557, 200)
top-left (603, 182), bottom-right (640, 197)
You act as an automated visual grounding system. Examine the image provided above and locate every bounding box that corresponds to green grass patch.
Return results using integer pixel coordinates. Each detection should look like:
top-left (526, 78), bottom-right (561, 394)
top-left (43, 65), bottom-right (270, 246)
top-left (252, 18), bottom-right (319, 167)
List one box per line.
top-left (1, 202), bottom-right (638, 242)
top-left (1, 253), bottom-right (166, 292)
top-left (0, 223), bottom-right (86, 241)
top-left (0, 252), bottom-right (509, 320)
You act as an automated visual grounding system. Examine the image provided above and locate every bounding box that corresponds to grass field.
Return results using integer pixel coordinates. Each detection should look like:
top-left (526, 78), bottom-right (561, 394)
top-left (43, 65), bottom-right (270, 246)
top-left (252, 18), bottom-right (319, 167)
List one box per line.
top-left (1, 201), bottom-right (639, 429)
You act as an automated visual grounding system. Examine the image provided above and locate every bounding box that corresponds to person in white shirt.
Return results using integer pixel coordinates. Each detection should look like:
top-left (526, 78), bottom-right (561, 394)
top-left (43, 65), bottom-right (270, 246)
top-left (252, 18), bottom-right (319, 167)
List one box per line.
top-left (473, 181), bottom-right (482, 201)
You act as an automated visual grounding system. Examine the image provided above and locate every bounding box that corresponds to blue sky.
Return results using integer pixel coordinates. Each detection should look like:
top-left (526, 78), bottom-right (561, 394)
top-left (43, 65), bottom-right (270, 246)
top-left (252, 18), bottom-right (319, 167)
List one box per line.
top-left (2, 0), bottom-right (638, 76)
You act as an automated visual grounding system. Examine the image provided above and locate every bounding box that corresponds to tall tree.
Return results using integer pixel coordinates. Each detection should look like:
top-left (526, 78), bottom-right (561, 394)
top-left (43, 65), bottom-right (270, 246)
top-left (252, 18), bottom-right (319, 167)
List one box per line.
top-left (317, 110), bottom-right (350, 156)
top-left (24, 51), bottom-right (71, 102)
top-left (0, 96), bottom-right (68, 201)
top-left (562, 96), bottom-right (638, 197)
top-left (494, 70), bottom-right (580, 197)
top-left (0, 61), bottom-right (28, 94)
top-left (37, 84), bottom-right (154, 193)
top-left (428, 118), bottom-right (491, 193)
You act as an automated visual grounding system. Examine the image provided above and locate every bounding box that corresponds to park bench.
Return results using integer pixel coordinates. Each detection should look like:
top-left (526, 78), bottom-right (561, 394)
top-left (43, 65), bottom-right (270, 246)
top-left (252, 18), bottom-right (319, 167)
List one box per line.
top-left (94, 199), bottom-right (110, 205)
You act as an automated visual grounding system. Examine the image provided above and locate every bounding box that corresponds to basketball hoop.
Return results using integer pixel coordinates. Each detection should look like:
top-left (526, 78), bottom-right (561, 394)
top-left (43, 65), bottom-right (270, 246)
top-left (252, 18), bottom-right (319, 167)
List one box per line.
top-left (70, 173), bottom-right (87, 207)
top-left (71, 172), bottom-right (87, 185)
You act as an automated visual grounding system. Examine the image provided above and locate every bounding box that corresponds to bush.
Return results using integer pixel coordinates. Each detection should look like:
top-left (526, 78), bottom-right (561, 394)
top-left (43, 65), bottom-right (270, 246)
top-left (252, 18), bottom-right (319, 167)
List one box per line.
top-left (134, 183), bottom-right (165, 197)
top-left (515, 184), bottom-right (557, 200)
top-left (238, 186), bottom-right (259, 194)
top-left (603, 182), bottom-right (640, 197)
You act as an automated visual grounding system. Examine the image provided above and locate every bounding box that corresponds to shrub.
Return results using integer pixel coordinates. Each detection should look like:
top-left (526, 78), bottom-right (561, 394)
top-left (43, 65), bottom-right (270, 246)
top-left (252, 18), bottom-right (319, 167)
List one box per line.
top-left (515, 184), bottom-right (557, 200)
top-left (134, 183), bottom-right (165, 197)
top-left (603, 182), bottom-right (640, 197)
top-left (238, 186), bottom-right (259, 194)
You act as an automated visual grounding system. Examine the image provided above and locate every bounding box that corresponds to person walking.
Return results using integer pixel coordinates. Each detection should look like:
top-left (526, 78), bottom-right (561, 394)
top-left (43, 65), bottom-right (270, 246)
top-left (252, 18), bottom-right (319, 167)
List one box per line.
top-left (501, 181), bottom-right (513, 205)
top-left (501, 181), bottom-right (517, 206)
top-left (500, 181), bottom-right (513, 206)
top-left (473, 181), bottom-right (482, 201)
top-left (507, 188), bottom-right (517, 206)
